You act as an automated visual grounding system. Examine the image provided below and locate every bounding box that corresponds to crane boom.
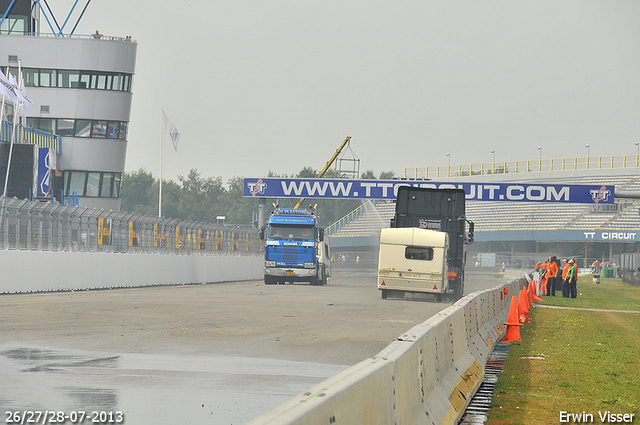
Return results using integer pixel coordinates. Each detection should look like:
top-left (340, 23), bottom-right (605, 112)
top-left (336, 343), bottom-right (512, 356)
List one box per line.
top-left (294, 136), bottom-right (351, 209)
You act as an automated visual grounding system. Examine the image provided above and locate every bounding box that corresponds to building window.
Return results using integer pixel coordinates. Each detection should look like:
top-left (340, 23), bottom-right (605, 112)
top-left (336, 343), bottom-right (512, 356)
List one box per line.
top-left (40, 69), bottom-right (56, 87)
top-left (56, 119), bottom-right (75, 137)
top-left (68, 172), bottom-right (87, 196)
top-left (25, 118), bottom-right (128, 140)
top-left (11, 67), bottom-right (133, 92)
top-left (64, 171), bottom-right (122, 198)
top-left (96, 75), bottom-right (107, 90)
top-left (0, 16), bottom-right (27, 35)
top-left (118, 123), bottom-right (127, 139)
top-left (23, 69), bottom-right (38, 87)
top-left (86, 172), bottom-right (101, 197)
top-left (92, 121), bottom-right (107, 138)
top-left (101, 173), bottom-right (114, 197)
top-left (75, 120), bottom-right (92, 138)
top-left (79, 73), bottom-right (91, 89)
top-left (107, 122), bottom-right (118, 138)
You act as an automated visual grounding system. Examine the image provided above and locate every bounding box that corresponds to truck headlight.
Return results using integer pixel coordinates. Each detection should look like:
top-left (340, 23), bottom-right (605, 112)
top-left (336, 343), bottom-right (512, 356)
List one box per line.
top-left (265, 261), bottom-right (276, 267)
top-left (304, 262), bottom-right (315, 269)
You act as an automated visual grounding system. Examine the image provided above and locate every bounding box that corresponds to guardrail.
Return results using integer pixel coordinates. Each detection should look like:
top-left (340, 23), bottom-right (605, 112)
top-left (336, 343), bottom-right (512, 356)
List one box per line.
top-left (405, 155), bottom-right (639, 180)
top-left (0, 197), bottom-right (261, 256)
top-left (249, 276), bottom-right (526, 425)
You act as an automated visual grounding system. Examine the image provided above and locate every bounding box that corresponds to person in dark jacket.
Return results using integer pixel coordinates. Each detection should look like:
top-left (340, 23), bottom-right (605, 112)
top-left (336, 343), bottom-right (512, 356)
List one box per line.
top-left (565, 259), bottom-right (578, 298)
top-left (561, 258), bottom-right (570, 297)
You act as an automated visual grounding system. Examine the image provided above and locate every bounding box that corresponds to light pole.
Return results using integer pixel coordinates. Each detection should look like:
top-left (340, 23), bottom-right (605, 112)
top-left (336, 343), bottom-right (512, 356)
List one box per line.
top-left (635, 142), bottom-right (639, 157)
top-left (444, 152), bottom-right (451, 177)
top-left (491, 150), bottom-right (495, 174)
top-left (537, 146), bottom-right (542, 161)
top-left (586, 144), bottom-right (590, 168)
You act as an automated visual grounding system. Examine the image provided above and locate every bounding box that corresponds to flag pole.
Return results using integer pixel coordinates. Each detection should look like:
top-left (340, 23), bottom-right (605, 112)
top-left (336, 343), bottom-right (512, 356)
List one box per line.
top-left (159, 107), bottom-right (163, 217)
top-left (3, 64), bottom-right (20, 197)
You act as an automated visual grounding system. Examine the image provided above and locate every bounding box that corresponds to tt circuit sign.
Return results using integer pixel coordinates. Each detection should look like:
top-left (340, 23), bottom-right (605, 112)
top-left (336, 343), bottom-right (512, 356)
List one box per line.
top-left (244, 178), bottom-right (614, 204)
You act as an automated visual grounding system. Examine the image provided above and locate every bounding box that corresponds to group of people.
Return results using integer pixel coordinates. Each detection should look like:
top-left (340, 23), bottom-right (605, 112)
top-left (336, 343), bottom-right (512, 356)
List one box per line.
top-left (535, 256), bottom-right (578, 298)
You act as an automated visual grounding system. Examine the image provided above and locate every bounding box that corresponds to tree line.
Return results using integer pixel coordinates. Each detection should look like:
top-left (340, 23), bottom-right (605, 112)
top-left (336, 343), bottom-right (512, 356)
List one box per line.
top-left (120, 168), bottom-right (395, 228)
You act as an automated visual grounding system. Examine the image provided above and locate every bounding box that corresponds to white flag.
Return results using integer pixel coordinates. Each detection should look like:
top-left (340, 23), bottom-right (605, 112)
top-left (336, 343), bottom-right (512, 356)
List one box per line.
top-left (0, 70), bottom-right (19, 102)
top-left (18, 74), bottom-right (31, 126)
top-left (163, 111), bottom-right (180, 151)
top-left (8, 72), bottom-right (33, 107)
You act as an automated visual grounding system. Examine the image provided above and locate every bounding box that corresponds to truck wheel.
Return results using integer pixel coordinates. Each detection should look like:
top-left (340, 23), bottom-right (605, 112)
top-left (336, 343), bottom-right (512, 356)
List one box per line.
top-left (320, 267), bottom-right (328, 285)
top-left (381, 289), bottom-right (388, 299)
top-left (436, 294), bottom-right (442, 302)
top-left (264, 276), bottom-right (276, 285)
top-left (453, 280), bottom-right (465, 300)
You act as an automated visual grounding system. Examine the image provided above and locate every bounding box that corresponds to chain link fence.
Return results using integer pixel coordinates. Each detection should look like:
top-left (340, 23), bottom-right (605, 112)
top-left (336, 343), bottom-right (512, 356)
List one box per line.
top-left (0, 197), bottom-right (261, 255)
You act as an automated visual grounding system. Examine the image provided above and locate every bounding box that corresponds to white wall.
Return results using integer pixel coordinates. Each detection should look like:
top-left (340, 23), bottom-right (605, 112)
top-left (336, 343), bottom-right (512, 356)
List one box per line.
top-left (0, 251), bottom-right (263, 293)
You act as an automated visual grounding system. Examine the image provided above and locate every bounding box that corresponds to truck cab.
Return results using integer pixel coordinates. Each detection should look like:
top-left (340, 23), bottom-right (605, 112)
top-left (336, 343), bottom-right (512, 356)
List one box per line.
top-left (261, 207), bottom-right (330, 285)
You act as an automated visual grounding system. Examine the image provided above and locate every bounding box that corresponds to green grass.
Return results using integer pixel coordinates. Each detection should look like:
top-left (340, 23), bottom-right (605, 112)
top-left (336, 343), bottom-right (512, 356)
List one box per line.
top-left (539, 274), bottom-right (640, 311)
top-left (485, 277), bottom-right (640, 424)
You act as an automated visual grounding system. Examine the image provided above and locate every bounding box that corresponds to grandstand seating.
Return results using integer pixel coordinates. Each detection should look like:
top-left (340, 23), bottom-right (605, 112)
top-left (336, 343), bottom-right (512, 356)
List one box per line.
top-left (327, 170), bottom-right (640, 237)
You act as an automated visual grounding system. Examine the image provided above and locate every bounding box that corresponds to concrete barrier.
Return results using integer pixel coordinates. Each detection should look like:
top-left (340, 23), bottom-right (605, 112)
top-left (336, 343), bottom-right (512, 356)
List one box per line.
top-left (249, 277), bottom-right (527, 425)
top-left (0, 251), bottom-right (263, 293)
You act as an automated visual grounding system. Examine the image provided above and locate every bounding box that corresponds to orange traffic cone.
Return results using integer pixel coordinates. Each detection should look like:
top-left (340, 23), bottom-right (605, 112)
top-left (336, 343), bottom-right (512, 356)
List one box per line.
top-left (502, 295), bottom-right (523, 342)
top-left (518, 289), bottom-right (530, 323)
top-left (530, 281), bottom-right (544, 303)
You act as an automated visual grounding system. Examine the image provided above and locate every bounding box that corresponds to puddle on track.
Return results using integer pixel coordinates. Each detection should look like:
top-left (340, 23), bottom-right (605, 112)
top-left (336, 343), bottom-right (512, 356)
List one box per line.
top-left (0, 345), bottom-right (348, 424)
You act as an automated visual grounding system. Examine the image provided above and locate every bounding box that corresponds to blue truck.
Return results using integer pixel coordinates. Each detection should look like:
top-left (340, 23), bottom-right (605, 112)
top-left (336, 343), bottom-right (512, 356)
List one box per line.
top-left (260, 207), bottom-right (331, 285)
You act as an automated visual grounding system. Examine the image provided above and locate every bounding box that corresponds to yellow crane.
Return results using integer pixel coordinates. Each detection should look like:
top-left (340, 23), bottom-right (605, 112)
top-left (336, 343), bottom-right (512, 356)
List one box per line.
top-left (293, 136), bottom-right (351, 209)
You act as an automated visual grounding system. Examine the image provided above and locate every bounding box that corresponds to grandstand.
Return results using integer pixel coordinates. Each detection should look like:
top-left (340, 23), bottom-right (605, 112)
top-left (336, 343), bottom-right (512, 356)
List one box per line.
top-left (326, 157), bottom-right (640, 267)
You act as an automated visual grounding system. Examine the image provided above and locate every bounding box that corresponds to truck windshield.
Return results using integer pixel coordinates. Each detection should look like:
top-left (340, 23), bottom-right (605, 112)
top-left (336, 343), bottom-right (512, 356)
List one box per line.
top-left (268, 224), bottom-right (315, 241)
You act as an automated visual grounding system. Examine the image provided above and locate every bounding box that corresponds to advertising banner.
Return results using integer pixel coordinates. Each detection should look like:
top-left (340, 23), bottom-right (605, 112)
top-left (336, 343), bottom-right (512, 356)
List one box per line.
top-left (97, 218), bottom-right (112, 245)
top-left (243, 178), bottom-right (614, 204)
top-left (197, 229), bottom-right (206, 250)
top-left (475, 229), bottom-right (639, 243)
top-left (154, 223), bottom-right (166, 248)
top-left (128, 221), bottom-right (141, 247)
top-left (175, 226), bottom-right (185, 249)
top-left (36, 147), bottom-right (55, 198)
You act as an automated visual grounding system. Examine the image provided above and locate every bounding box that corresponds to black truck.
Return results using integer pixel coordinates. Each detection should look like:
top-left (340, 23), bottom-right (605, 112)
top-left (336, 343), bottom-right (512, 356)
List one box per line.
top-left (387, 186), bottom-right (474, 300)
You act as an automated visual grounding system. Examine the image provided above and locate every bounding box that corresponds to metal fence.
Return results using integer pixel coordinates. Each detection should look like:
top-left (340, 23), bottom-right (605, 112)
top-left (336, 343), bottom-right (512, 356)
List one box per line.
top-left (0, 197), bottom-right (261, 255)
top-left (404, 155), bottom-right (640, 180)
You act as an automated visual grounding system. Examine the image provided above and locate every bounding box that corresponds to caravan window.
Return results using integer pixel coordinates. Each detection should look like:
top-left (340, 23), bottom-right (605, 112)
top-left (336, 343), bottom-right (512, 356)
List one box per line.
top-left (405, 246), bottom-right (434, 261)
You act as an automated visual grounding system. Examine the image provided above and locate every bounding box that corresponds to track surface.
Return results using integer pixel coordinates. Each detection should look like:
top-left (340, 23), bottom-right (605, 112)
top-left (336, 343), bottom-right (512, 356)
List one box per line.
top-left (0, 264), bottom-right (508, 423)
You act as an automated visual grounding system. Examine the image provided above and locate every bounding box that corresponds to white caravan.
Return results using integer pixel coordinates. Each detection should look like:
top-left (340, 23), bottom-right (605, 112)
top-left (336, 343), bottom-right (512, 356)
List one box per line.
top-left (377, 227), bottom-right (449, 301)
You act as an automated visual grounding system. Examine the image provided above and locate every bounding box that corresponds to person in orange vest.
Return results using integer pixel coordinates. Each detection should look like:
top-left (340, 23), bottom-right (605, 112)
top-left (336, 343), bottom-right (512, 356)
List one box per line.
top-left (546, 256), bottom-right (559, 296)
top-left (540, 260), bottom-right (549, 294)
top-left (561, 258), bottom-right (571, 297)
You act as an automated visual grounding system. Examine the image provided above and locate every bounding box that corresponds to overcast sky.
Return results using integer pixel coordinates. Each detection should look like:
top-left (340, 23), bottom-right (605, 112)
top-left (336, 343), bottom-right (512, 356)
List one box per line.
top-left (57, 1), bottom-right (640, 184)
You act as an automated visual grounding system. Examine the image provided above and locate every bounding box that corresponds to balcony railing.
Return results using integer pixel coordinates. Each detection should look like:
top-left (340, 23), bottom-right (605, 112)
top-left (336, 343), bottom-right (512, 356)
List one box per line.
top-left (1, 120), bottom-right (61, 154)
